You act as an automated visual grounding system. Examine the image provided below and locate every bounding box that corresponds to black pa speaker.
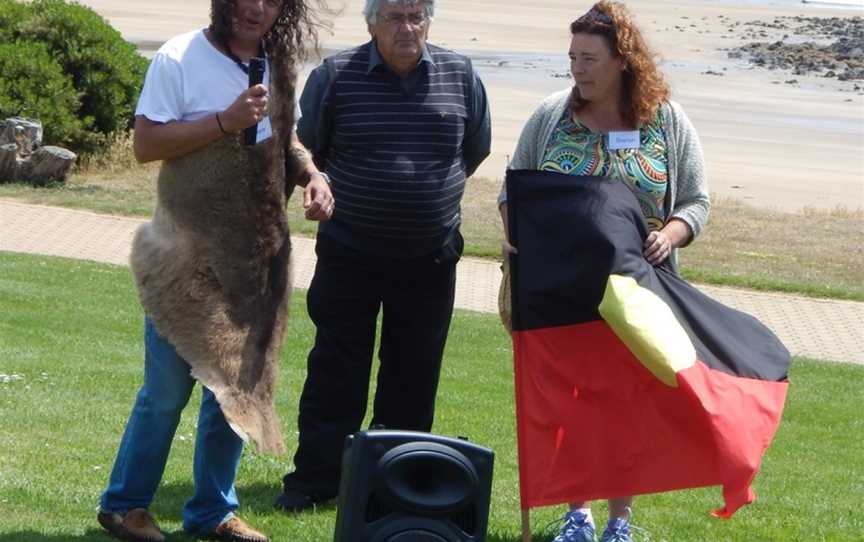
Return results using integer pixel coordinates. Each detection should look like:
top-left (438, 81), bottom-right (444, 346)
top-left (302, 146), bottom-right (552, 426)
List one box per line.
top-left (333, 430), bottom-right (494, 542)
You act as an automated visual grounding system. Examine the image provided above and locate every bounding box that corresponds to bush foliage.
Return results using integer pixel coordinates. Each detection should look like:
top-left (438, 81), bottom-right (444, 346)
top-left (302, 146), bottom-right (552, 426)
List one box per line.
top-left (0, 0), bottom-right (148, 154)
top-left (0, 41), bottom-right (81, 146)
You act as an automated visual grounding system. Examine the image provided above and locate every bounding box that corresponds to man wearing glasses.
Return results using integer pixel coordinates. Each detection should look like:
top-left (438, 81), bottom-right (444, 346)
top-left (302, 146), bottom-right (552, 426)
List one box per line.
top-left (275, 0), bottom-right (491, 512)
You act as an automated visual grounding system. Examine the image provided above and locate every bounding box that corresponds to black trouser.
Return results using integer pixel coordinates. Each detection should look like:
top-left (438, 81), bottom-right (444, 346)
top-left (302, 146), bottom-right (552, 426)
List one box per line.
top-left (283, 233), bottom-right (462, 497)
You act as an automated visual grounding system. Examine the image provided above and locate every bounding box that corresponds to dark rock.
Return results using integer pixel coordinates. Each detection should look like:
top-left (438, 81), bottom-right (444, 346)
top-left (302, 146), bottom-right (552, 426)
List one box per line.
top-left (845, 47), bottom-right (864, 59)
top-left (0, 143), bottom-right (18, 183)
top-left (839, 68), bottom-right (864, 81)
top-left (17, 146), bottom-right (77, 186)
top-left (0, 117), bottom-right (76, 185)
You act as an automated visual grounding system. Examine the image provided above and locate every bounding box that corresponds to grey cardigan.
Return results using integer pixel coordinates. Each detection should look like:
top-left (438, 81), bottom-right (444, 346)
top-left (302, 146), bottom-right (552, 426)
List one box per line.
top-left (498, 88), bottom-right (710, 267)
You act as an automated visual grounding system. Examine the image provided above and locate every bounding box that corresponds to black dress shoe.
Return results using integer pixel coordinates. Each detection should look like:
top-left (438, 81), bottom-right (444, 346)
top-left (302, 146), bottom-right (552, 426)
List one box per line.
top-left (273, 487), bottom-right (334, 512)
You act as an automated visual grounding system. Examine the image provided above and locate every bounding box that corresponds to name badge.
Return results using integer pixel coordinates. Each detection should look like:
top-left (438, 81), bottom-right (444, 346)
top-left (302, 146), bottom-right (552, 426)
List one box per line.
top-left (607, 130), bottom-right (641, 150)
top-left (257, 117), bottom-right (273, 142)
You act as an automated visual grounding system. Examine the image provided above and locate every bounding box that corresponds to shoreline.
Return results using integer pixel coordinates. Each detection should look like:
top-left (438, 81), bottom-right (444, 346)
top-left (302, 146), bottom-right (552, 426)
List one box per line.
top-left (77, 0), bottom-right (863, 212)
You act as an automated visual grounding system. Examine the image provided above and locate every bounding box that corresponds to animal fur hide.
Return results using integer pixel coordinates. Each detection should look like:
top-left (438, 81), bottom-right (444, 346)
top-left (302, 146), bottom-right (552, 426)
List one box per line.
top-left (130, 129), bottom-right (296, 455)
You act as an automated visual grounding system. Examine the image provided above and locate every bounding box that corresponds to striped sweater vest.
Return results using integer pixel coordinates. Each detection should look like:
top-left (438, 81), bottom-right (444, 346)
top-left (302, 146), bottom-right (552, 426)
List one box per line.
top-left (319, 42), bottom-right (473, 258)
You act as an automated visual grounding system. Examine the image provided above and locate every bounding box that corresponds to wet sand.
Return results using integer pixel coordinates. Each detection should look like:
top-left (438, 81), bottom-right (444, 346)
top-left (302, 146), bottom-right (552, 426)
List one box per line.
top-left (77, 0), bottom-right (864, 211)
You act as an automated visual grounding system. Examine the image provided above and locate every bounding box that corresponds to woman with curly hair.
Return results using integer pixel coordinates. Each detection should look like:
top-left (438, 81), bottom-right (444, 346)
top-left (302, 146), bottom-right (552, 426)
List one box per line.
top-left (97, 1), bottom-right (331, 541)
top-left (498, 2), bottom-right (710, 541)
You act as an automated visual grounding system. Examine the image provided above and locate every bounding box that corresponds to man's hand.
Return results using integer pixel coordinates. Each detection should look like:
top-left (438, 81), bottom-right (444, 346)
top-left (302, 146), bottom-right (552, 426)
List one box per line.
top-left (303, 173), bottom-right (334, 221)
top-left (220, 84), bottom-right (269, 133)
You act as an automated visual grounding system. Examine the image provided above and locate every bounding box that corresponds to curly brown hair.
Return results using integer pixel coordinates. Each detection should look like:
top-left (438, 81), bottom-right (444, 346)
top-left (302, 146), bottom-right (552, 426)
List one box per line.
top-left (570, 1), bottom-right (670, 128)
top-left (210, 0), bottom-right (328, 63)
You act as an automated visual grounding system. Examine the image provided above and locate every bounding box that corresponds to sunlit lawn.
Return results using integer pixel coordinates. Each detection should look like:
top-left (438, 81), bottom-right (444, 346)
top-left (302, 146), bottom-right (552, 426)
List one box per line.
top-left (1, 252), bottom-right (862, 541)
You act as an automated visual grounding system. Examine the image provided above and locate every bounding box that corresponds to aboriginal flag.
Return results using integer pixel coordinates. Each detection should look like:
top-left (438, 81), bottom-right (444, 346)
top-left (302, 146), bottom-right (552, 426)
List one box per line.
top-left (505, 169), bottom-right (790, 518)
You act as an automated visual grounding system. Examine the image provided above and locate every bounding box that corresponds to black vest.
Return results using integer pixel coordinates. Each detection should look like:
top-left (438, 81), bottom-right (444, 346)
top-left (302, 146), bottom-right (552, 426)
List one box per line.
top-left (319, 42), bottom-right (474, 258)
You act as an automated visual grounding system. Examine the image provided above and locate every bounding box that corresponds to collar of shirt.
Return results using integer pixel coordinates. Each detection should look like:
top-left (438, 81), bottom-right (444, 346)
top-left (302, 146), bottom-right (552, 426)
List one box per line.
top-left (366, 40), bottom-right (435, 75)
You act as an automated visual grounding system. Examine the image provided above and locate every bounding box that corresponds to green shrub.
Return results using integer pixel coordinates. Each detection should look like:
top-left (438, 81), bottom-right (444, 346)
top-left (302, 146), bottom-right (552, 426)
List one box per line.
top-left (0, 0), bottom-right (28, 38)
top-left (0, 41), bottom-right (82, 146)
top-left (0, 0), bottom-right (148, 154)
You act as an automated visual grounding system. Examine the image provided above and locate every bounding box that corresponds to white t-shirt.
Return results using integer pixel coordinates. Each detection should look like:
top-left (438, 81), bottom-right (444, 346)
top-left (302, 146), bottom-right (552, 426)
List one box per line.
top-left (135, 29), bottom-right (273, 142)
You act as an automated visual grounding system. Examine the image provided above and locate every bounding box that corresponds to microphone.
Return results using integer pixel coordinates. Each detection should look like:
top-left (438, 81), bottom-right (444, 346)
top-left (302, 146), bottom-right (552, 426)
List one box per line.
top-left (244, 57), bottom-right (266, 146)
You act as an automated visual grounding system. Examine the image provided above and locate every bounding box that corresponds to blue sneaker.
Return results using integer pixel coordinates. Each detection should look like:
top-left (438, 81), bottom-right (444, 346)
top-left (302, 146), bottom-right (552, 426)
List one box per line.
top-left (553, 510), bottom-right (596, 542)
top-left (599, 517), bottom-right (633, 542)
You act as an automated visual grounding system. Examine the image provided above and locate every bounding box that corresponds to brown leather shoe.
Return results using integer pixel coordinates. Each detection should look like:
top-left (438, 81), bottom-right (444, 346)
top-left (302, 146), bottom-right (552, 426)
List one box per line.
top-left (97, 508), bottom-right (165, 542)
top-left (205, 516), bottom-right (270, 542)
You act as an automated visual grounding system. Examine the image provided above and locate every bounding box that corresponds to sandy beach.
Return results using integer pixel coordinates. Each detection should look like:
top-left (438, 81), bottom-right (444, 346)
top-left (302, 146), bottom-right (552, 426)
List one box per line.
top-left (76, 0), bottom-right (864, 211)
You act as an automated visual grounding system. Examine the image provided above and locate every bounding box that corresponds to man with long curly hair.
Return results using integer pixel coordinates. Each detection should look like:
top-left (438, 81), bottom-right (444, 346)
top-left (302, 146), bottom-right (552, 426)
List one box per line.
top-left (96, 1), bottom-right (331, 541)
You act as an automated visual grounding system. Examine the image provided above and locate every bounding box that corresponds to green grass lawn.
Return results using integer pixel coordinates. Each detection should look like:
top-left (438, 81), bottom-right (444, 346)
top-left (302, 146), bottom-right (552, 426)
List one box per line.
top-left (1, 252), bottom-right (862, 541)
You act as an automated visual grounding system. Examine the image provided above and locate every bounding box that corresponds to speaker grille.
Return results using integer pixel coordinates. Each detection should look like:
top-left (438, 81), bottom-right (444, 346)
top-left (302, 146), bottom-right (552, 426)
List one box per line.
top-left (366, 495), bottom-right (478, 536)
top-left (334, 431), bottom-right (494, 542)
top-left (449, 505), bottom-right (477, 536)
top-left (366, 493), bottom-right (394, 523)
top-left (379, 446), bottom-right (478, 516)
top-left (385, 530), bottom-right (449, 542)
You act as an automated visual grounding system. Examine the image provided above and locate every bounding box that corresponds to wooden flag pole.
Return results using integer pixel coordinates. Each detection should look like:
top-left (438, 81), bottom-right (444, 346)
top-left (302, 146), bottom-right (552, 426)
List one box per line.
top-left (521, 508), bottom-right (532, 542)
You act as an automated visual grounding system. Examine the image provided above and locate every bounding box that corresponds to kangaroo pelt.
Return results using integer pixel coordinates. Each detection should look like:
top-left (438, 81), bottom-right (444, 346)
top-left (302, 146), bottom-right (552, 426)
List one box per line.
top-left (129, 75), bottom-right (301, 455)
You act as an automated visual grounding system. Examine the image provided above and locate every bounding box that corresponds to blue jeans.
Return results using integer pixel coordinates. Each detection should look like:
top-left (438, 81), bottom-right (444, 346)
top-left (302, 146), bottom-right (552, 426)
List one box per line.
top-left (100, 318), bottom-right (243, 534)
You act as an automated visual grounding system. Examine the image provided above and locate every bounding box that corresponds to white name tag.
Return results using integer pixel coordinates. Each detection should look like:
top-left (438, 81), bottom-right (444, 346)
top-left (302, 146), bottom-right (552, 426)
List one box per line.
top-left (257, 117), bottom-right (273, 142)
top-left (607, 130), bottom-right (641, 150)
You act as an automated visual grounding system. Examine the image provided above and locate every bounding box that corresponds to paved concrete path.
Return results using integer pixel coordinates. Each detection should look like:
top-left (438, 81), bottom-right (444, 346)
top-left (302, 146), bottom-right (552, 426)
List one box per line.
top-left (2, 199), bottom-right (862, 365)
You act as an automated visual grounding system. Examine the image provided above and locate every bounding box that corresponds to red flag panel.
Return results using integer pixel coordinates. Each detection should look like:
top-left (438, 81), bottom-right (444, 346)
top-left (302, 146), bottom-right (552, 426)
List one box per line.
top-left (514, 322), bottom-right (788, 515)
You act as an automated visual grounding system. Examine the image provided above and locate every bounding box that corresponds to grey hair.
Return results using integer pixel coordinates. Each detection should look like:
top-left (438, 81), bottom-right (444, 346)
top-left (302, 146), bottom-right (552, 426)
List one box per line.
top-left (363, 0), bottom-right (435, 25)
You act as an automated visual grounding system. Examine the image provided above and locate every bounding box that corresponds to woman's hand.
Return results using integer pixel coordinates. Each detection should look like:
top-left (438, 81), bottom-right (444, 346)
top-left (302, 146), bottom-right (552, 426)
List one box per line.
top-left (499, 202), bottom-right (518, 255)
top-left (502, 239), bottom-right (518, 256)
top-left (643, 230), bottom-right (672, 265)
top-left (643, 218), bottom-right (693, 266)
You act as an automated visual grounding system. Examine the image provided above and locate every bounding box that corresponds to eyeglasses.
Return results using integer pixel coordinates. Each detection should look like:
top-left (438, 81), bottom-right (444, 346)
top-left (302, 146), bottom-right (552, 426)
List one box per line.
top-left (379, 12), bottom-right (428, 27)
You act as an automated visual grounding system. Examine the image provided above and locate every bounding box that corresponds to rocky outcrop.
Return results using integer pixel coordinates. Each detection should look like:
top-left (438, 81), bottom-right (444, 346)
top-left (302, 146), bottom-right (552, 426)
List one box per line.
top-left (0, 117), bottom-right (76, 186)
top-left (727, 16), bottom-right (864, 82)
